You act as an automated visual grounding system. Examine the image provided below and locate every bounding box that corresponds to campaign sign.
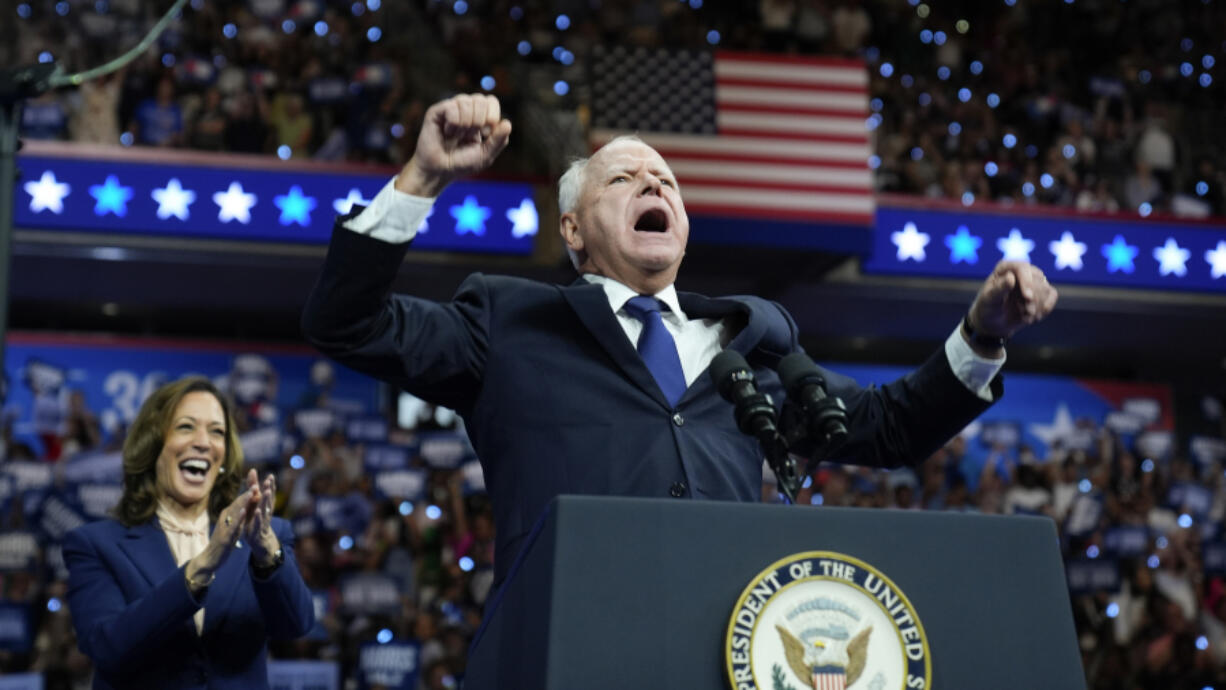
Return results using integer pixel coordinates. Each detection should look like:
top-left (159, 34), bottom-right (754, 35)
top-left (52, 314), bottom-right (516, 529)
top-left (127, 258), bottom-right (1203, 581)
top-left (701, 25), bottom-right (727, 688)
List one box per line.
top-left (348, 416), bottom-right (390, 444)
top-left (0, 603), bottom-right (32, 653)
top-left (417, 431), bottom-right (473, 469)
top-left (1065, 559), bottom-right (1121, 594)
top-left (267, 660), bottom-right (340, 690)
top-left (1103, 526), bottom-right (1151, 557)
top-left (34, 491), bottom-right (89, 543)
top-left (340, 572), bottom-right (402, 616)
top-left (73, 483), bottom-right (124, 520)
top-left (0, 532), bottom-right (40, 572)
top-left (1204, 542), bottom-right (1226, 576)
top-left (357, 641), bottom-right (421, 690)
top-left (1169, 482), bottom-right (1214, 518)
top-left (373, 470), bottom-right (428, 502)
top-left (0, 674), bottom-right (42, 690)
top-left (364, 445), bottom-right (412, 472)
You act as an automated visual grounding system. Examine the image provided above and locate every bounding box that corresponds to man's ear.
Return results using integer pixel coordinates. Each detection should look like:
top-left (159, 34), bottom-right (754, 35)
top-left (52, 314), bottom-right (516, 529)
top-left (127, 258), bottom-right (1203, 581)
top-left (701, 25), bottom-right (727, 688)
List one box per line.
top-left (559, 212), bottom-right (583, 252)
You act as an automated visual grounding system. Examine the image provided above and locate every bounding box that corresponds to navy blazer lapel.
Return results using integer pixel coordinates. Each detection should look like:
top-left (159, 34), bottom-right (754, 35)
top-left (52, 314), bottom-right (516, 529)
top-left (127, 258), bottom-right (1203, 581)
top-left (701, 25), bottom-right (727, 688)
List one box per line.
top-left (118, 522), bottom-right (179, 589)
top-left (560, 280), bottom-right (672, 408)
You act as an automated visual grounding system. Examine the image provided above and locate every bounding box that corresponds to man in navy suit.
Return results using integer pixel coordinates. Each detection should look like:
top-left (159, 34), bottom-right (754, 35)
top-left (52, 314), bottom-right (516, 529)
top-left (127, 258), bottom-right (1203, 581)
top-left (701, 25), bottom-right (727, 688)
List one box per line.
top-left (302, 94), bottom-right (1058, 585)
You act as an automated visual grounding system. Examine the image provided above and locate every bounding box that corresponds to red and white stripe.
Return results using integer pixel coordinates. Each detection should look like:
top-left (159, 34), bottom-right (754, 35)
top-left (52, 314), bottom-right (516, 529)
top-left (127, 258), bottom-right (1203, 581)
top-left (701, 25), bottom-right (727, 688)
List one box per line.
top-left (592, 52), bottom-right (873, 226)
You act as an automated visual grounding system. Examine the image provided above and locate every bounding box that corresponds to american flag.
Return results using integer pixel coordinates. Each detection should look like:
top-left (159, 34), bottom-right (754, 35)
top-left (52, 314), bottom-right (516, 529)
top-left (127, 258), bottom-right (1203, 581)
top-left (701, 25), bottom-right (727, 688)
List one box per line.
top-left (589, 48), bottom-right (873, 226)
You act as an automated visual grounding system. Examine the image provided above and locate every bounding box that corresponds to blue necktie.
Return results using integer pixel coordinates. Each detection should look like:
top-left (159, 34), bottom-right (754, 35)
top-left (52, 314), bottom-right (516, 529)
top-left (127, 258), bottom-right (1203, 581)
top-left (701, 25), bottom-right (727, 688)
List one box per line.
top-left (623, 295), bottom-right (687, 407)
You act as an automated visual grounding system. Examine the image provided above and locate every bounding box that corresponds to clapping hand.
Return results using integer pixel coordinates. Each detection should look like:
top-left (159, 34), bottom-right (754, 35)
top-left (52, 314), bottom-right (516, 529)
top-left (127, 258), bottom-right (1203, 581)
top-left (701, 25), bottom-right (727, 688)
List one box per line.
top-left (395, 93), bottom-right (512, 198)
top-left (242, 469), bottom-right (281, 570)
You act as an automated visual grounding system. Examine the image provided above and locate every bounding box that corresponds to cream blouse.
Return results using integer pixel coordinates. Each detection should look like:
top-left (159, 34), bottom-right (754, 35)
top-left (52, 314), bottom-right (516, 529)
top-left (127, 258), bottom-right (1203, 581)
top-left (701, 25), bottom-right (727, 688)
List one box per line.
top-left (156, 502), bottom-right (209, 634)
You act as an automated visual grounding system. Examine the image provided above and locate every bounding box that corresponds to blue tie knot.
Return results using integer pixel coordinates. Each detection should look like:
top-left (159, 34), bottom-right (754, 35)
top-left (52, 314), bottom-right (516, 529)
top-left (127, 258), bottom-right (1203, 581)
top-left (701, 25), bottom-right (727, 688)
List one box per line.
top-left (623, 295), bottom-right (665, 320)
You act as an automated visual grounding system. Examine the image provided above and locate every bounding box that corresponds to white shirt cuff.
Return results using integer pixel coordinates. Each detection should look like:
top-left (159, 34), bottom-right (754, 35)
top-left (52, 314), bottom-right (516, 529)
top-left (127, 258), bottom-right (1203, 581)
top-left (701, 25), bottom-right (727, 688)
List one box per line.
top-left (341, 177), bottom-right (435, 244)
top-left (944, 325), bottom-right (1005, 402)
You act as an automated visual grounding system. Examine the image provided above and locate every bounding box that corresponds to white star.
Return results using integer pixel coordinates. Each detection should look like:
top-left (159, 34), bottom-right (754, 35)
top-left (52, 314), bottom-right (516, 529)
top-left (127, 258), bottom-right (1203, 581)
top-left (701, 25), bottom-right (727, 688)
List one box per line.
top-left (996, 228), bottom-right (1035, 262)
top-left (332, 188), bottom-right (373, 216)
top-left (891, 221), bottom-right (930, 262)
top-left (1152, 237), bottom-right (1190, 277)
top-left (213, 182), bottom-right (258, 224)
top-left (1049, 231), bottom-right (1087, 271)
top-left (506, 199), bottom-right (539, 238)
top-left (1029, 403), bottom-right (1077, 448)
top-left (417, 207), bottom-right (434, 234)
top-left (24, 170), bottom-right (71, 214)
top-left (151, 178), bottom-right (197, 221)
top-left (1205, 241), bottom-right (1226, 279)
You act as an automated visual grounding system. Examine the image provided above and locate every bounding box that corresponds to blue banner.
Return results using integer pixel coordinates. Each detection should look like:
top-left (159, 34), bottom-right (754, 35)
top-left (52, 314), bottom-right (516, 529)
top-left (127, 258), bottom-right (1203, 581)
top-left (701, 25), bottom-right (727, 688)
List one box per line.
top-left (867, 204), bottom-right (1226, 294)
top-left (2, 333), bottom-right (381, 459)
top-left (15, 148), bottom-right (538, 255)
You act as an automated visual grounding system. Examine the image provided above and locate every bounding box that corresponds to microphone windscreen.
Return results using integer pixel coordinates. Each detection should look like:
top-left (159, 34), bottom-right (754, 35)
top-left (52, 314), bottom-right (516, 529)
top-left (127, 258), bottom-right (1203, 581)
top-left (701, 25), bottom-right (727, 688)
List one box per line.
top-left (777, 352), bottom-right (821, 394)
top-left (709, 350), bottom-right (751, 400)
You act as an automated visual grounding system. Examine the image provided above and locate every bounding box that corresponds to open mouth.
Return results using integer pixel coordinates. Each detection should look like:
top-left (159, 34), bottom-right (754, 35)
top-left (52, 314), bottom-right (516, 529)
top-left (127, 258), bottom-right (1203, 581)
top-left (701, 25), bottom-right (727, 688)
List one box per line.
top-left (634, 208), bottom-right (669, 233)
top-left (179, 459), bottom-right (211, 483)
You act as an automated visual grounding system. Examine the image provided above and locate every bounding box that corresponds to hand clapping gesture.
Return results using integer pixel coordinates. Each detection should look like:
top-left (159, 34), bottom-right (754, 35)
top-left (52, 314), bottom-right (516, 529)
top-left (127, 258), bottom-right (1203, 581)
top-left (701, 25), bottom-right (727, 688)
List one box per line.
top-left (184, 470), bottom-right (281, 594)
top-left (395, 93), bottom-right (512, 198)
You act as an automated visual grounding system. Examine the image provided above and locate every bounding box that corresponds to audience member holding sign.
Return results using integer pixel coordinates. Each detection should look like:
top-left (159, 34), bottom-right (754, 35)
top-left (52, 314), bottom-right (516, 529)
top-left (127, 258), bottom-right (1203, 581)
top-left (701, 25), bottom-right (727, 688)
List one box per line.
top-left (62, 378), bottom-right (314, 689)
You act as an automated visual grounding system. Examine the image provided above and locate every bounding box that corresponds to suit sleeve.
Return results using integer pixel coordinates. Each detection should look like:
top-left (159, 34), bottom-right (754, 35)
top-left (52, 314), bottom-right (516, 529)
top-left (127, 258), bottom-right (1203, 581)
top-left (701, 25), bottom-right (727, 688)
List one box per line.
top-left (820, 349), bottom-right (1000, 468)
top-left (249, 518), bottom-right (315, 640)
top-left (300, 226), bottom-right (490, 412)
top-left (62, 527), bottom-right (201, 673)
top-left (765, 301), bottom-right (998, 469)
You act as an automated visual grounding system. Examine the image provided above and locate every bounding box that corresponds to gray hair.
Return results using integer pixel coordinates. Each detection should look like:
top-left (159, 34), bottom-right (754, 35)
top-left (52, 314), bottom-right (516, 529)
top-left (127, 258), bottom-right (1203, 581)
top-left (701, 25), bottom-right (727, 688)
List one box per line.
top-left (557, 134), bottom-right (649, 214)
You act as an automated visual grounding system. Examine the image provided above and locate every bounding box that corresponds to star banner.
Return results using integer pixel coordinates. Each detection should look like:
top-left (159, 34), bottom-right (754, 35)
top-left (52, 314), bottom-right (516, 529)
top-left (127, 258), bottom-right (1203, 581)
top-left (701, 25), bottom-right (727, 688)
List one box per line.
top-left (867, 202), bottom-right (1226, 294)
top-left (14, 151), bottom-right (538, 255)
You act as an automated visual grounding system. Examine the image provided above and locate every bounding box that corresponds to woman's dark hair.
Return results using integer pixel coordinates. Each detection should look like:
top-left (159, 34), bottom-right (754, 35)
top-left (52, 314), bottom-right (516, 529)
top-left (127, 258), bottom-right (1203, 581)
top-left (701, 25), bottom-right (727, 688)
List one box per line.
top-left (113, 377), bottom-right (244, 526)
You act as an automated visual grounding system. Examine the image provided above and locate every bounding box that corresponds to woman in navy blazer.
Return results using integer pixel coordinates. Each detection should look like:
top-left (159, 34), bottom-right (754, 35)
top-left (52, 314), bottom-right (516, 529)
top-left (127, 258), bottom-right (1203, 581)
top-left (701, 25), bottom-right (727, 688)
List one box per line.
top-left (63, 377), bottom-right (314, 689)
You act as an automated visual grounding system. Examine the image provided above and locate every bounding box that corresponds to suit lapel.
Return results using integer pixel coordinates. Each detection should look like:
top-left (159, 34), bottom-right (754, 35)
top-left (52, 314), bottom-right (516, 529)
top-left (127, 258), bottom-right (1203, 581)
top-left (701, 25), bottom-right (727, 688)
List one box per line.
top-left (561, 280), bottom-right (672, 408)
top-left (119, 522), bottom-right (179, 589)
top-left (677, 292), bottom-right (765, 357)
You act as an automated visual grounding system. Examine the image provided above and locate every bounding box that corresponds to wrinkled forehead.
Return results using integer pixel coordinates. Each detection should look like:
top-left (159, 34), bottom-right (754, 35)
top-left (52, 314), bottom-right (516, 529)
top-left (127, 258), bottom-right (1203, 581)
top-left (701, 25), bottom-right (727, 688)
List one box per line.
top-left (589, 140), bottom-right (674, 180)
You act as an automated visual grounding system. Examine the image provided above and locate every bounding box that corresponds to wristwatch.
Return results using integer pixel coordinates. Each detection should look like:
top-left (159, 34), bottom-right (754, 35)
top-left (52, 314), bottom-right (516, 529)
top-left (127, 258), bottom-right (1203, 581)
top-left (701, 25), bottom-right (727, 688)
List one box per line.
top-left (962, 312), bottom-right (1007, 349)
top-left (252, 548), bottom-right (284, 579)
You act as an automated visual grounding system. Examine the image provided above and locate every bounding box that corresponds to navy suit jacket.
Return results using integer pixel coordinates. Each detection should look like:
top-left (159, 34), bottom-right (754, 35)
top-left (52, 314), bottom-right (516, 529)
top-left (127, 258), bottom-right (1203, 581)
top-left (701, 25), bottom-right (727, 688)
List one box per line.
top-left (63, 516), bottom-right (314, 689)
top-left (303, 227), bottom-right (999, 583)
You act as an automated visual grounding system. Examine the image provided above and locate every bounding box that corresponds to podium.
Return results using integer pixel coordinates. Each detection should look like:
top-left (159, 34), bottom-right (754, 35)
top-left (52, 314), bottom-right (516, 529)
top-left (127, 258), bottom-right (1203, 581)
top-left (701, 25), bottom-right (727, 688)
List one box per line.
top-left (465, 496), bottom-right (1085, 690)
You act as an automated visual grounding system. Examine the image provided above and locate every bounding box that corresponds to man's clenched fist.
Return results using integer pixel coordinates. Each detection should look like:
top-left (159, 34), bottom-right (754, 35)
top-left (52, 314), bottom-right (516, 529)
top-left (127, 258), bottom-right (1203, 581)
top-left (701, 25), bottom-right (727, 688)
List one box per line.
top-left (396, 94), bottom-right (512, 198)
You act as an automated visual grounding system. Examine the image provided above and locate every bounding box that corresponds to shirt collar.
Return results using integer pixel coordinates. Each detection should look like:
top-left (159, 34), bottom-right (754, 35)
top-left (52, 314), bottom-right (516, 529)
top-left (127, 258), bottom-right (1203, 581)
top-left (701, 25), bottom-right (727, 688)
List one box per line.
top-left (582, 274), bottom-right (686, 321)
top-left (155, 499), bottom-right (210, 536)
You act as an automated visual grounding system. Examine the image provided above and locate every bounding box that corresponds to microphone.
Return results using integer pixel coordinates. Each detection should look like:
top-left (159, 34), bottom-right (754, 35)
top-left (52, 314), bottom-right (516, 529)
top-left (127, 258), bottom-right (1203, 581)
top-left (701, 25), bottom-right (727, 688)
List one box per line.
top-left (709, 350), bottom-right (800, 502)
top-left (777, 353), bottom-right (849, 462)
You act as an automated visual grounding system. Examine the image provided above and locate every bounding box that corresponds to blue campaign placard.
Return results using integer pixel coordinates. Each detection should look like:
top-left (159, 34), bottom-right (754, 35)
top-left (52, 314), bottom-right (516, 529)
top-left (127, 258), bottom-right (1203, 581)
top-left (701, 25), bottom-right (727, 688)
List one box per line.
top-left (15, 150), bottom-right (538, 255)
top-left (867, 204), bottom-right (1226, 294)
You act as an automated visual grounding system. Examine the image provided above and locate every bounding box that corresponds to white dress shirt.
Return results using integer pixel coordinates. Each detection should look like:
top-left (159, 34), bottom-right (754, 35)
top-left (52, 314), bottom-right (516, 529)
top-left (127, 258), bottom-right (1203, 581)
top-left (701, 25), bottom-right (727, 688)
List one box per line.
top-left (340, 180), bottom-right (1005, 400)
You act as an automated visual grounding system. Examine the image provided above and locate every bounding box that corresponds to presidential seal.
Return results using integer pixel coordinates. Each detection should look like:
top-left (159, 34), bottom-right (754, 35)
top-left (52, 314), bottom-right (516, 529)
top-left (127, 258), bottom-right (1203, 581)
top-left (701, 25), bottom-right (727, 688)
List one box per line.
top-left (724, 551), bottom-right (931, 690)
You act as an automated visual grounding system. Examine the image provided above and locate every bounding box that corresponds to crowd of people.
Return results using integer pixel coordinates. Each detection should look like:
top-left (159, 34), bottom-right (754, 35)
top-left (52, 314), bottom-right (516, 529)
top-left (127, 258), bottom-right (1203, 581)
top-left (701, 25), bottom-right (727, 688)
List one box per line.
top-left (0, 379), bottom-right (1223, 688)
top-left (6, 0), bottom-right (1225, 217)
